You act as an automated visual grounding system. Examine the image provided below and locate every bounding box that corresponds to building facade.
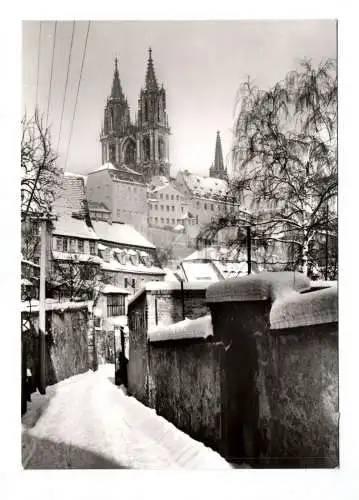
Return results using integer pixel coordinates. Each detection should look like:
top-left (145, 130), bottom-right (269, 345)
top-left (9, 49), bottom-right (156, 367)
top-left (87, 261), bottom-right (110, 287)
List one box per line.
top-left (100, 50), bottom-right (171, 181)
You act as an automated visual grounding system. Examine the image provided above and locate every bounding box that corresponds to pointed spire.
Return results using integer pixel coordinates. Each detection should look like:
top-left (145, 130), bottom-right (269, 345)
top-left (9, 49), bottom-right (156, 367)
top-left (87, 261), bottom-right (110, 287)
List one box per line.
top-left (214, 130), bottom-right (224, 173)
top-left (111, 57), bottom-right (124, 99)
top-left (145, 47), bottom-right (158, 91)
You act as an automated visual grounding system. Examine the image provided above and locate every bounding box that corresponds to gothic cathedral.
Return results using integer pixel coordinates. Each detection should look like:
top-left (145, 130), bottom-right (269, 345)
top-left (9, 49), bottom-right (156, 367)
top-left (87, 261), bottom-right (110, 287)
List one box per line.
top-left (100, 49), bottom-right (171, 182)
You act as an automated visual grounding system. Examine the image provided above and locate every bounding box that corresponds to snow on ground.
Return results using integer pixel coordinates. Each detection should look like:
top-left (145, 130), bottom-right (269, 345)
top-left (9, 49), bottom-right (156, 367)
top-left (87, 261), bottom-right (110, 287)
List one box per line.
top-left (22, 364), bottom-right (233, 470)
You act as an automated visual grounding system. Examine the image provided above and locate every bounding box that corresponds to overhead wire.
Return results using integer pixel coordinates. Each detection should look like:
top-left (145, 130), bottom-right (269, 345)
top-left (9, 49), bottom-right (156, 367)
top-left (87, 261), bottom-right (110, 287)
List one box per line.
top-left (45, 21), bottom-right (58, 128)
top-left (35, 21), bottom-right (42, 111)
top-left (57, 21), bottom-right (76, 152)
top-left (64, 21), bottom-right (91, 171)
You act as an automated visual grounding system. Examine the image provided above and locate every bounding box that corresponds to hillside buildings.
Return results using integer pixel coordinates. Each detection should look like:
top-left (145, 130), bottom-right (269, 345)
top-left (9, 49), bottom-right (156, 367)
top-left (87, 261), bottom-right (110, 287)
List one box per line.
top-left (86, 48), bottom-right (246, 253)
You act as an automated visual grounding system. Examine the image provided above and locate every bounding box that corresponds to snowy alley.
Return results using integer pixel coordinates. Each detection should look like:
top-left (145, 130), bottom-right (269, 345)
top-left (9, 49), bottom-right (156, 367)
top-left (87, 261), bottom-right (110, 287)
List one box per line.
top-left (21, 364), bottom-right (233, 469)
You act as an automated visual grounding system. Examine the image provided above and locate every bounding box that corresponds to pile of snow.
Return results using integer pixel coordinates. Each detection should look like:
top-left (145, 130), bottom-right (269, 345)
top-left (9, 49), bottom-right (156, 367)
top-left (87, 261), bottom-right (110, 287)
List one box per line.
top-left (148, 315), bottom-right (213, 342)
top-left (22, 366), bottom-right (232, 470)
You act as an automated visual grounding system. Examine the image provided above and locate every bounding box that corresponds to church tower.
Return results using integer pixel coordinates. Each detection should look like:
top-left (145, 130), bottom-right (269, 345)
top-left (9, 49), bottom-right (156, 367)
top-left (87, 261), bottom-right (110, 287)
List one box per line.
top-left (136, 48), bottom-right (171, 180)
top-left (100, 58), bottom-right (136, 168)
top-left (209, 130), bottom-right (227, 180)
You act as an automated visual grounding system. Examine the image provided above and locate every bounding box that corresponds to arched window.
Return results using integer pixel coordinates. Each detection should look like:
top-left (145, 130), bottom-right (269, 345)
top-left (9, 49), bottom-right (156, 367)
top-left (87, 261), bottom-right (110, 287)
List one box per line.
top-left (143, 136), bottom-right (151, 161)
top-left (158, 137), bottom-right (165, 161)
top-left (109, 144), bottom-right (116, 163)
top-left (144, 101), bottom-right (148, 122)
top-left (124, 139), bottom-right (136, 164)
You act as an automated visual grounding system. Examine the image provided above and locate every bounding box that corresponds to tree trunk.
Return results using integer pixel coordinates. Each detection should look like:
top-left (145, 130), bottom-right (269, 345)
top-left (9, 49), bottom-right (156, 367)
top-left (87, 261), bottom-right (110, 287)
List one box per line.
top-left (301, 237), bottom-right (309, 276)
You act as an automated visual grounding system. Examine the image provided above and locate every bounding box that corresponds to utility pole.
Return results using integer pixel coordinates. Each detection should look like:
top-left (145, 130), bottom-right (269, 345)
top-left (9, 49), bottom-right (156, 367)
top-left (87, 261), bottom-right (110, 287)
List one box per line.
top-left (324, 203), bottom-right (329, 281)
top-left (38, 217), bottom-right (47, 394)
top-left (246, 226), bottom-right (252, 275)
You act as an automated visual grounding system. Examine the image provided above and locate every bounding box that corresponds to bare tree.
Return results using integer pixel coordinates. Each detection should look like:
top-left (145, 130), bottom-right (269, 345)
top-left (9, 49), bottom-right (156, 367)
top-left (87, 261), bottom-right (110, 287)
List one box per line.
top-left (199, 59), bottom-right (337, 277)
top-left (21, 109), bottom-right (61, 221)
top-left (50, 256), bottom-right (102, 301)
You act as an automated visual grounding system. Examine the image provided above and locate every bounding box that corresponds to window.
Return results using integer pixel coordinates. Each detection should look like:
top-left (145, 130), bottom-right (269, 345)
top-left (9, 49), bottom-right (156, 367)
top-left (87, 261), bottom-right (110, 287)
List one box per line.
top-left (177, 219), bottom-right (181, 224)
top-left (132, 278), bottom-right (136, 289)
top-left (166, 218), bottom-right (169, 224)
top-left (196, 215), bottom-right (199, 225)
top-left (211, 204), bottom-right (214, 211)
top-left (155, 205), bottom-right (158, 210)
top-left (166, 194), bottom-right (169, 200)
top-left (107, 294), bottom-right (125, 316)
top-left (160, 194), bottom-right (163, 200)
top-left (94, 317), bottom-right (101, 328)
top-left (204, 204), bottom-right (207, 210)
top-left (70, 239), bottom-right (76, 252)
top-left (171, 194), bottom-right (174, 200)
top-left (55, 237), bottom-right (62, 251)
top-left (181, 207), bottom-right (184, 213)
top-left (171, 206), bottom-right (175, 211)
top-left (161, 218), bottom-right (164, 223)
top-left (160, 205), bottom-right (164, 211)
top-left (166, 205), bottom-right (169, 212)
top-left (155, 217), bottom-right (158, 223)
top-left (176, 195), bottom-right (179, 201)
top-left (63, 238), bottom-right (68, 252)
top-left (89, 242), bottom-right (96, 255)
top-left (78, 240), bottom-right (84, 253)
top-left (172, 218), bottom-right (175, 224)
top-left (124, 277), bottom-right (128, 288)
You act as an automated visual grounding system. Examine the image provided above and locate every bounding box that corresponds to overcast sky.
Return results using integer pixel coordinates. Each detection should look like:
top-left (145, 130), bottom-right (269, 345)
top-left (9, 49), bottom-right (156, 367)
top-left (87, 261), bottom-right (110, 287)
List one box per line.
top-left (22, 20), bottom-right (337, 178)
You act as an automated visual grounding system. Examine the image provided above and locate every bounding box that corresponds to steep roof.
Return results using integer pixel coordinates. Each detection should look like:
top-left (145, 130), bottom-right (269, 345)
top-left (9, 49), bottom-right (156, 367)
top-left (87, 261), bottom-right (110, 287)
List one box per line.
top-left (92, 221), bottom-right (156, 249)
top-left (52, 175), bottom-right (98, 240)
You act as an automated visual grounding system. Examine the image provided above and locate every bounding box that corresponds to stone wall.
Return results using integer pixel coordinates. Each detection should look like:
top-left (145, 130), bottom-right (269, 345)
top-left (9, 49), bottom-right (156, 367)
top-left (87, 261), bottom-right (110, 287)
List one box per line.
top-left (207, 272), bottom-right (338, 468)
top-left (127, 282), bottom-right (211, 406)
top-left (22, 304), bottom-right (94, 391)
top-left (148, 339), bottom-right (224, 453)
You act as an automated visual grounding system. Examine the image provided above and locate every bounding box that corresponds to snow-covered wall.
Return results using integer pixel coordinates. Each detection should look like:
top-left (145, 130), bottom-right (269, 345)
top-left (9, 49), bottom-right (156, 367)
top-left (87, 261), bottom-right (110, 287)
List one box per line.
top-left (206, 272), bottom-right (338, 468)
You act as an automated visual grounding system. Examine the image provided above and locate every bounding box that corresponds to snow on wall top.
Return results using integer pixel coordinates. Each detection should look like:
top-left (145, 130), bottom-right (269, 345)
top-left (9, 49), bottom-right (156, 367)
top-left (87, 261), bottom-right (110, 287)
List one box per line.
top-left (92, 220), bottom-right (156, 249)
top-left (128, 280), bottom-right (213, 307)
top-left (270, 286), bottom-right (338, 329)
top-left (21, 299), bottom-right (91, 313)
top-left (206, 272), bottom-right (311, 303)
top-left (148, 315), bottom-right (213, 342)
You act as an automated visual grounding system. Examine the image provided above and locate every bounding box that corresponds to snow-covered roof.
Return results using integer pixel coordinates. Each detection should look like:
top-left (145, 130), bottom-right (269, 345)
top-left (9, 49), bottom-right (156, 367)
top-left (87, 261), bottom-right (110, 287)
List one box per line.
top-left (100, 284), bottom-right (130, 295)
top-left (148, 315), bottom-right (213, 342)
top-left (52, 216), bottom-right (98, 240)
top-left (92, 221), bottom-right (156, 249)
top-left (100, 260), bottom-right (165, 276)
top-left (179, 171), bottom-right (229, 199)
top-left (52, 251), bottom-right (102, 264)
top-left (52, 175), bottom-right (98, 240)
top-left (87, 162), bottom-right (117, 175)
top-left (181, 262), bottom-right (220, 282)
